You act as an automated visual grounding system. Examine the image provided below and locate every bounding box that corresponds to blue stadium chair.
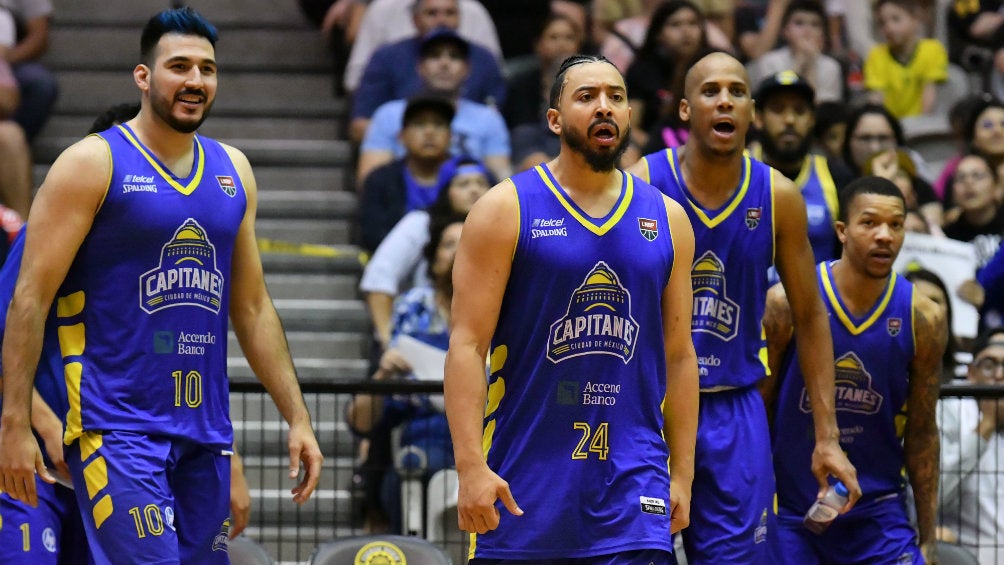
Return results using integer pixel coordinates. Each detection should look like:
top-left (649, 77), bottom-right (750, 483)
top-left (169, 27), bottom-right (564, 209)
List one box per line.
top-left (311, 535), bottom-right (452, 565)
top-left (936, 541), bottom-right (980, 565)
top-left (227, 535), bottom-right (275, 565)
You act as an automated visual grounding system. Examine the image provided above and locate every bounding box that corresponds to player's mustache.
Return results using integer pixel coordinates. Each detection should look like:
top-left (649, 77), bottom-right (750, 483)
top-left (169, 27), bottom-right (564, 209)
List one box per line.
top-left (176, 89), bottom-right (208, 100)
top-left (588, 119), bottom-right (619, 136)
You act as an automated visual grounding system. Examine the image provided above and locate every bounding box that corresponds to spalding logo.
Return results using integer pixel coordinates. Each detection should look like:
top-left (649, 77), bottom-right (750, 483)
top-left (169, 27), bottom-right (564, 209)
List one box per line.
top-left (355, 540), bottom-right (407, 564)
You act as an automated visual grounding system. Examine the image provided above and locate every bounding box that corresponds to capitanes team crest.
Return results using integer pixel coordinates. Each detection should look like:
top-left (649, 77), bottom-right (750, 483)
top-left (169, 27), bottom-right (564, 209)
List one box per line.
top-left (547, 261), bottom-right (640, 364)
top-left (638, 217), bottom-right (658, 241)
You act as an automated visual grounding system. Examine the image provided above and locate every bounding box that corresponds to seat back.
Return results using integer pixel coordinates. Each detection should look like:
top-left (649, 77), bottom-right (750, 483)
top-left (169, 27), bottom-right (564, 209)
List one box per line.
top-left (936, 541), bottom-right (980, 565)
top-left (311, 534), bottom-right (452, 565)
top-left (227, 536), bottom-right (275, 565)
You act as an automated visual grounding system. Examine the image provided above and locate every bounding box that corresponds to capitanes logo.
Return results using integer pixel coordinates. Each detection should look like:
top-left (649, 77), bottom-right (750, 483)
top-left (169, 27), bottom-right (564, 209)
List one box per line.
top-left (139, 218), bottom-right (224, 315)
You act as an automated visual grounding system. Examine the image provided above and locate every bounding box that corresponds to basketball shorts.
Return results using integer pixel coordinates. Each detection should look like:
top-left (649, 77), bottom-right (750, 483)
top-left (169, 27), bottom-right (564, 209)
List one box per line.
top-left (67, 430), bottom-right (231, 565)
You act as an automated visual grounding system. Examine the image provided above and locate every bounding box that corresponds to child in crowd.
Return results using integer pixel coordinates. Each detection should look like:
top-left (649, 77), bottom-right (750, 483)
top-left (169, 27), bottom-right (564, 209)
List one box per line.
top-left (864, 0), bottom-right (947, 118)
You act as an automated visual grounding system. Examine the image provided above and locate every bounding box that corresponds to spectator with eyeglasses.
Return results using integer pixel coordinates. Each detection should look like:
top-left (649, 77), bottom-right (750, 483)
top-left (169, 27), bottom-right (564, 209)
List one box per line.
top-left (843, 104), bottom-right (943, 233)
top-left (938, 97), bottom-right (1004, 207)
top-left (943, 152), bottom-right (1004, 266)
top-left (938, 326), bottom-right (1004, 565)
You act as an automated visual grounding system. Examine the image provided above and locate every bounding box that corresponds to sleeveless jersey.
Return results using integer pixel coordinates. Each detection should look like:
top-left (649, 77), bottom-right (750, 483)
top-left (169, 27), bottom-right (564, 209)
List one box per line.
top-left (473, 164), bottom-right (677, 560)
top-left (58, 124), bottom-right (246, 450)
top-left (751, 149), bottom-right (838, 264)
top-left (643, 148), bottom-right (775, 389)
top-left (773, 262), bottom-right (916, 512)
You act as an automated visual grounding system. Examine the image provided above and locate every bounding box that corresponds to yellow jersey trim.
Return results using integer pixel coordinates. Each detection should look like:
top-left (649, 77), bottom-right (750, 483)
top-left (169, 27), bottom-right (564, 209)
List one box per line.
top-left (116, 124), bottom-right (205, 196)
top-left (668, 151), bottom-right (752, 229)
top-left (821, 263), bottom-right (898, 335)
top-left (534, 165), bottom-right (632, 236)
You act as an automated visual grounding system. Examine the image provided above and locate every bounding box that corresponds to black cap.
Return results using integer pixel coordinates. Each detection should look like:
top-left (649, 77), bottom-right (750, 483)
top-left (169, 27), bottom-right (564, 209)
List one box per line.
top-left (402, 95), bottom-right (455, 126)
top-left (419, 27), bottom-right (469, 59)
top-left (754, 70), bottom-right (815, 109)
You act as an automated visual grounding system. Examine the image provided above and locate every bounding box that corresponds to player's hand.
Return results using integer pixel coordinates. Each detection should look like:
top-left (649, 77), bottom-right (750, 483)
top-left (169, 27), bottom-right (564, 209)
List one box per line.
top-left (0, 424), bottom-right (53, 506)
top-left (456, 463), bottom-right (522, 534)
top-left (33, 407), bottom-right (70, 484)
top-left (920, 540), bottom-right (938, 564)
top-left (378, 348), bottom-right (412, 376)
top-left (229, 450), bottom-right (252, 538)
top-left (812, 438), bottom-right (860, 512)
top-left (287, 421), bottom-right (323, 504)
top-left (669, 477), bottom-right (692, 534)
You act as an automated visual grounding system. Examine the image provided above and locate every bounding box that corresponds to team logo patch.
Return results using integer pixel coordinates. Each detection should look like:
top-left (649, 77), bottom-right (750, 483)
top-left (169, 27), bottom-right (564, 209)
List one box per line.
top-left (691, 251), bottom-right (740, 341)
top-left (754, 509), bottom-right (768, 544)
top-left (547, 261), bottom-right (640, 364)
top-left (887, 318), bottom-right (902, 337)
top-left (216, 175), bottom-right (237, 197)
top-left (354, 540), bottom-right (407, 564)
top-left (139, 218), bottom-right (225, 315)
top-left (802, 352), bottom-right (883, 415)
top-left (745, 207), bottom-right (762, 230)
top-left (43, 527), bottom-right (57, 553)
top-left (638, 217), bottom-right (658, 241)
top-left (213, 518), bottom-right (230, 552)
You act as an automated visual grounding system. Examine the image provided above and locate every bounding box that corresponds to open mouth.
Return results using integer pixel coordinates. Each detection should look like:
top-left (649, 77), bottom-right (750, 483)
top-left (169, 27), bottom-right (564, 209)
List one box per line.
top-left (590, 122), bottom-right (618, 142)
top-left (712, 121), bottom-right (736, 135)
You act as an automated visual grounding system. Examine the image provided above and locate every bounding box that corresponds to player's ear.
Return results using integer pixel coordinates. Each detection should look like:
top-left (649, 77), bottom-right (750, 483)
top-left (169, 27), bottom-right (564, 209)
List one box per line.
top-left (834, 220), bottom-right (847, 244)
top-left (134, 64), bottom-right (151, 93)
top-left (679, 99), bottom-right (690, 123)
top-left (547, 107), bottom-right (561, 136)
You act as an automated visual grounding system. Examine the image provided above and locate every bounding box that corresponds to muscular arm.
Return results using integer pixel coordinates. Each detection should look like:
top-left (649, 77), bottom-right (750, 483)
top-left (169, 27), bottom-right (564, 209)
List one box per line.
top-left (906, 295), bottom-right (947, 561)
top-left (223, 145), bottom-right (323, 504)
top-left (759, 283), bottom-right (794, 421)
top-left (773, 173), bottom-right (860, 505)
top-left (0, 136), bottom-right (108, 505)
top-left (444, 180), bottom-right (522, 534)
top-left (661, 197), bottom-right (699, 534)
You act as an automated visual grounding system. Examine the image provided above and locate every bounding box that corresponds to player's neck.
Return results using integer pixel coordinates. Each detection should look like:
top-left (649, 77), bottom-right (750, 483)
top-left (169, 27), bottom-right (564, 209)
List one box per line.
top-left (830, 259), bottom-right (890, 316)
top-left (129, 112), bottom-right (199, 178)
top-left (678, 143), bottom-right (744, 205)
top-left (547, 153), bottom-right (624, 217)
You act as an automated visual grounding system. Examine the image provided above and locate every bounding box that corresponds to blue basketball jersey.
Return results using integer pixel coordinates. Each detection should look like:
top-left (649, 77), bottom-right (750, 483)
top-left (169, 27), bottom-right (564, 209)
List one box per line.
top-left (643, 148), bottom-right (775, 389)
top-left (773, 262), bottom-right (916, 513)
top-left (472, 164), bottom-right (677, 560)
top-left (751, 149), bottom-right (838, 264)
top-left (59, 124), bottom-right (246, 451)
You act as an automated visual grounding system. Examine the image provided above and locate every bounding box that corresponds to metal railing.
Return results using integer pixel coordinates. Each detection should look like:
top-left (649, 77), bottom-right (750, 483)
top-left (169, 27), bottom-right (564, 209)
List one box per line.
top-left (230, 380), bottom-right (1004, 564)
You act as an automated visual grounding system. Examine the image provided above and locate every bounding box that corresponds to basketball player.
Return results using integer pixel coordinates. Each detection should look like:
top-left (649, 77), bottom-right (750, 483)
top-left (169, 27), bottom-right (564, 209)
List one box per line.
top-left (761, 176), bottom-right (944, 564)
top-left (445, 54), bottom-right (699, 563)
top-left (0, 7), bottom-right (322, 564)
top-left (628, 52), bottom-right (860, 564)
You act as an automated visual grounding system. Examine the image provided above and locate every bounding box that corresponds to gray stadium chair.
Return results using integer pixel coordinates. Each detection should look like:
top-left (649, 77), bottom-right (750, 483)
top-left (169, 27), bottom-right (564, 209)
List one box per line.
top-left (936, 541), bottom-right (980, 565)
top-left (311, 534), bottom-right (452, 565)
top-left (227, 535), bottom-right (275, 565)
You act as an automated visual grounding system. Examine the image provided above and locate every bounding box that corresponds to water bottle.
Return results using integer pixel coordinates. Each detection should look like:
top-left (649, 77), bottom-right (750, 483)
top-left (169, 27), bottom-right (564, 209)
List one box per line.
top-left (802, 481), bottom-right (849, 534)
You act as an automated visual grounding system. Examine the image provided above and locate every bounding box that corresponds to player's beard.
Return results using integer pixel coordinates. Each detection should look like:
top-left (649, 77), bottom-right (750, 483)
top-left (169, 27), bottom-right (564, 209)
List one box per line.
top-left (563, 120), bottom-right (632, 172)
top-left (760, 127), bottom-right (811, 164)
top-left (150, 83), bottom-right (214, 134)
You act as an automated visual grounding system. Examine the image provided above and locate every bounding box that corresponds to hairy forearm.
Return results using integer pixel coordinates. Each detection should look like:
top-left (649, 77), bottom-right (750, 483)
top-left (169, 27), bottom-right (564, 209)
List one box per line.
top-left (795, 313), bottom-right (839, 441)
top-left (1, 297), bottom-right (48, 425)
top-left (664, 354), bottom-right (698, 487)
top-left (232, 299), bottom-right (310, 428)
top-left (444, 345), bottom-right (489, 472)
top-left (905, 424), bottom-right (940, 546)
